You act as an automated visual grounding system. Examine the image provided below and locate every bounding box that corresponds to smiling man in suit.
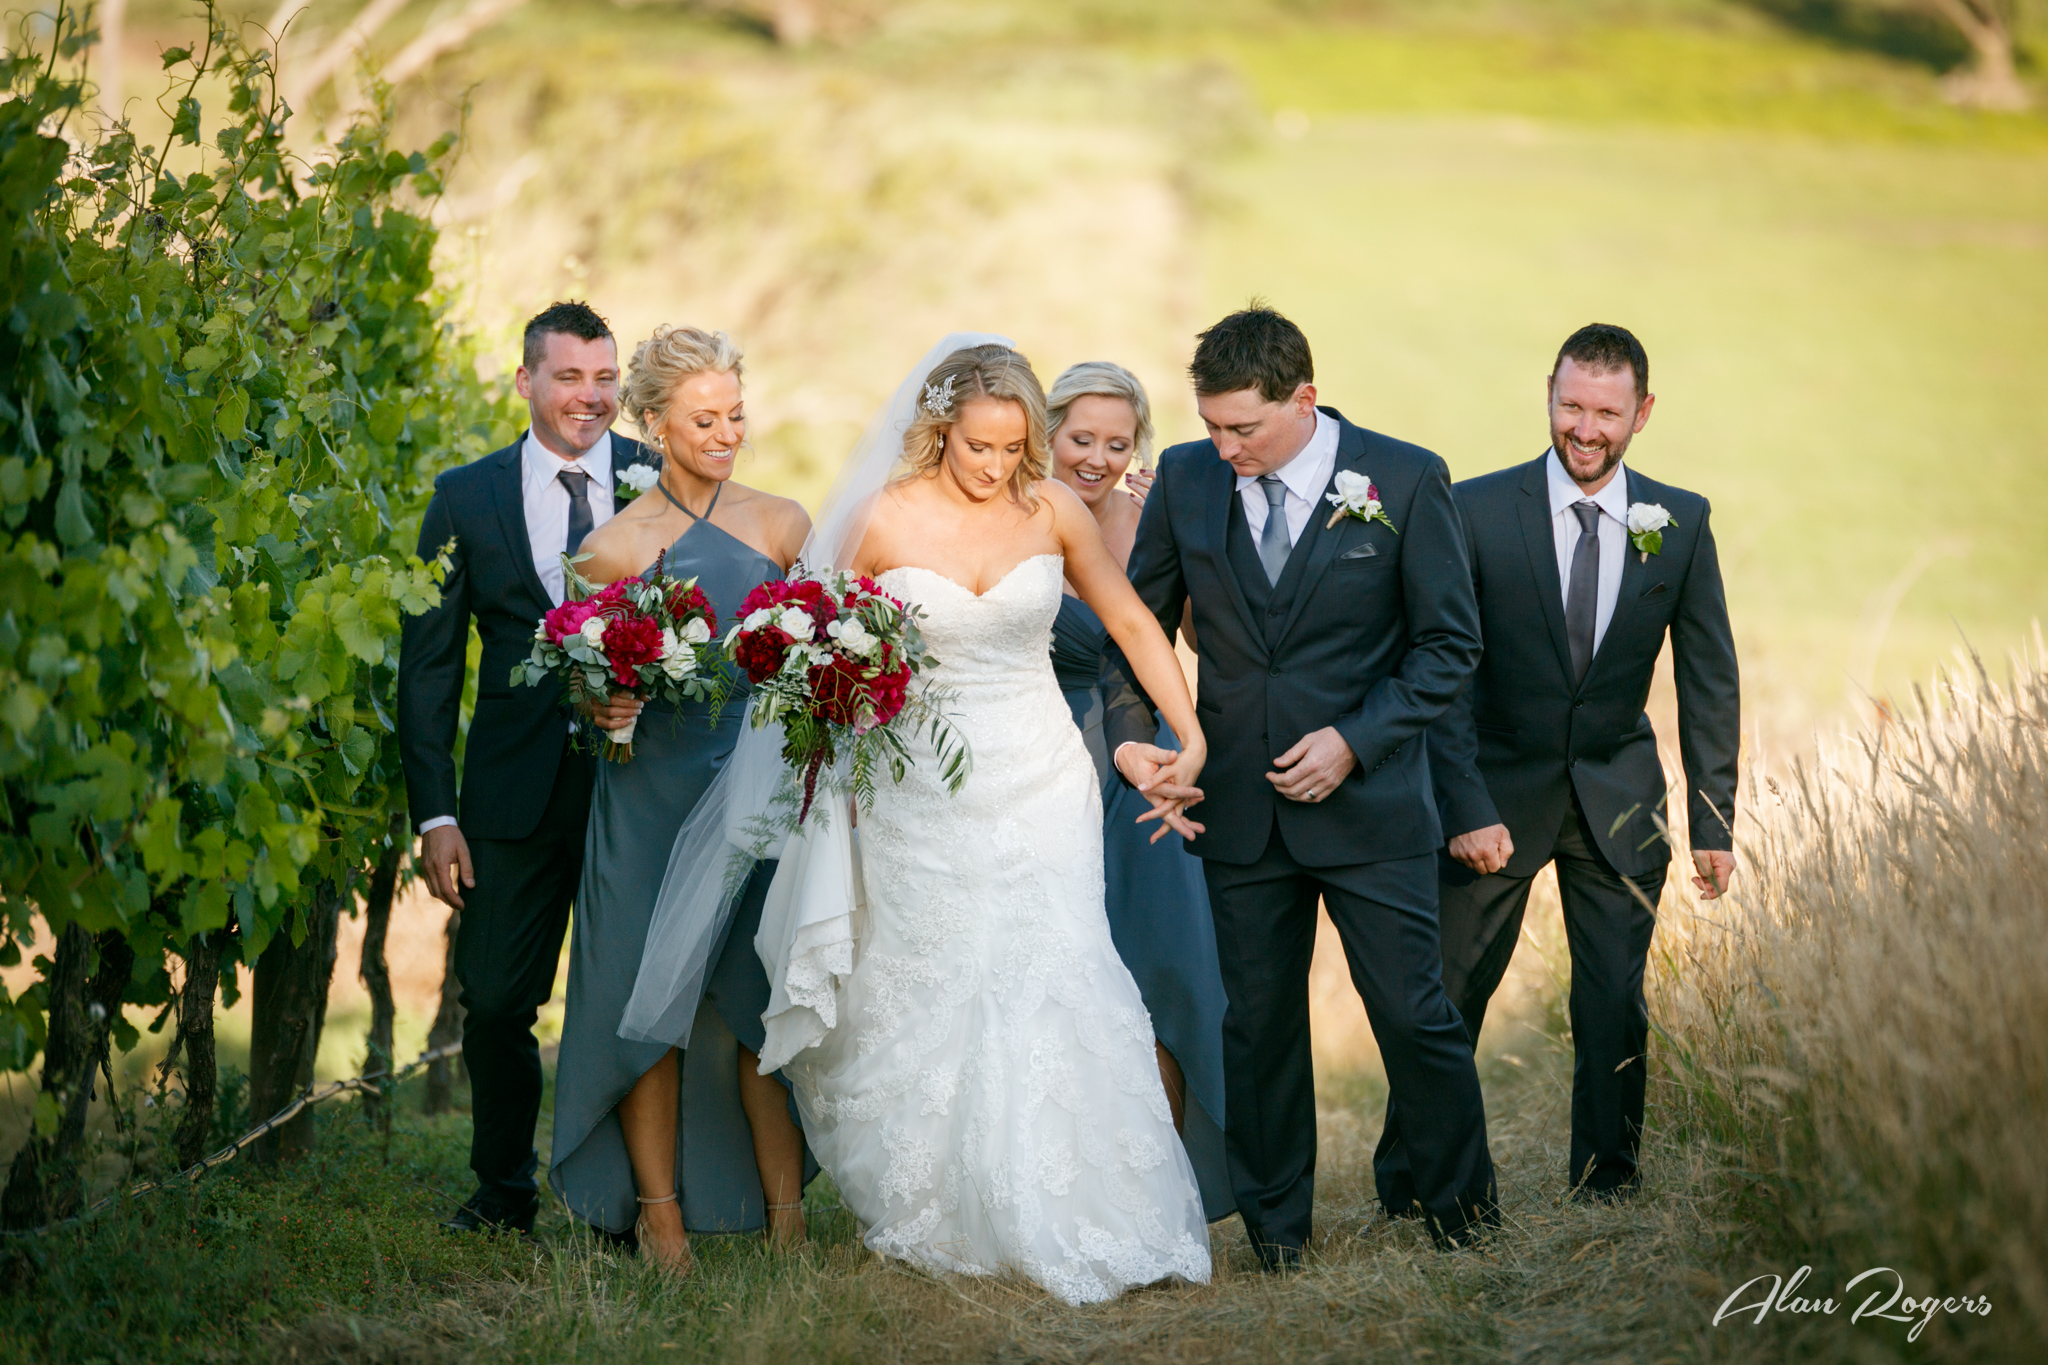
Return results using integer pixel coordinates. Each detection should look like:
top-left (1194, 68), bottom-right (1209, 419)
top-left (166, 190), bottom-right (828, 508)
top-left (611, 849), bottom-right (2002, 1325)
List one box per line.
top-left (399, 301), bottom-right (649, 1236)
top-left (1374, 323), bottom-right (1740, 1209)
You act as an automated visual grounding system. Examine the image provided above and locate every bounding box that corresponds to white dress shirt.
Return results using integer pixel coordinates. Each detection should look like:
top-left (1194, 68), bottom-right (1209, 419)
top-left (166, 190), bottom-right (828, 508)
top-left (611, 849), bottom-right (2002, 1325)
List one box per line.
top-left (524, 427), bottom-right (616, 606)
top-left (418, 430), bottom-right (619, 837)
top-left (1236, 409), bottom-right (1339, 550)
top-left (1545, 449), bottom-right (1629, 655)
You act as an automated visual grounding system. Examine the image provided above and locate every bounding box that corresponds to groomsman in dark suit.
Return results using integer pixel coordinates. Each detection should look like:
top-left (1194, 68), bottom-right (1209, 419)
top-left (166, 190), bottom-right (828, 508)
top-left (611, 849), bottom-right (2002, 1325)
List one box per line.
top-left (399, 302), bottom-right (650, 1235)
top-left (1108, 305), bottom-right (1497, 1260)
top-left (1374, 323), bottom-right (1740, 1208)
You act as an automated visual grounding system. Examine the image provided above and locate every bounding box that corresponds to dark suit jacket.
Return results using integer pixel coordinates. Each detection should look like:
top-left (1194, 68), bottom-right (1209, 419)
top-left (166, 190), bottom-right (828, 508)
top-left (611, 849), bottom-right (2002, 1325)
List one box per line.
top-left (397, 432), bottom-right (651, 842)
top-left (1105, 408), bottom-right (1482, 867)
top-left (1428, 455), bottom-right (1740, 879)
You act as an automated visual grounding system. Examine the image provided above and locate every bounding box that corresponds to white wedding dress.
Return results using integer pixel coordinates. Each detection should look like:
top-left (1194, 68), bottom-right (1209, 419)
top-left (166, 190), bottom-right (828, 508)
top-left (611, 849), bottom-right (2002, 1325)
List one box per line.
top-left (777, 553), bottom-right (1212, 1304)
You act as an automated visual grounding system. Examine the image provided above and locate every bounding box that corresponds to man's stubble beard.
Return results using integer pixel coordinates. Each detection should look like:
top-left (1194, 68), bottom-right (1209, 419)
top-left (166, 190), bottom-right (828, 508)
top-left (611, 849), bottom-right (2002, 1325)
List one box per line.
top-left (1552, 429), bottom-right (1629, 488)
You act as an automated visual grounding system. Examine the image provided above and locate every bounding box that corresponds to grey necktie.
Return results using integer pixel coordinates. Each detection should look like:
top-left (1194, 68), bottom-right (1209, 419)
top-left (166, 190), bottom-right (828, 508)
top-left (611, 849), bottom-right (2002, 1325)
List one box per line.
top-left (1565, 500), bottom-right (1601, 685)
top-left (1257, 475), bottom-right (1292, 585)
top-left (559, 467), bottom-right (594, 556)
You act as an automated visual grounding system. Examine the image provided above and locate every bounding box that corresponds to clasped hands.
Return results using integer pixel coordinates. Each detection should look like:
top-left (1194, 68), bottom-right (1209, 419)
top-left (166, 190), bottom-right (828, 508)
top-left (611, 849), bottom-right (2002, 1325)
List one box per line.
top-left (1115, 726), bottom-right (1361, 844)
top-left (1113, 741), bottom-right (1207, 845)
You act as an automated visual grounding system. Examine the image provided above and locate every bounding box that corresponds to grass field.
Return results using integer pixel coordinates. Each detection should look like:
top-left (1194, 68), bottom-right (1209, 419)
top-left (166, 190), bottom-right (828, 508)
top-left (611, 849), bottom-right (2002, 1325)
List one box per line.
top-left (5, 2), bottom-right (2045, 1360)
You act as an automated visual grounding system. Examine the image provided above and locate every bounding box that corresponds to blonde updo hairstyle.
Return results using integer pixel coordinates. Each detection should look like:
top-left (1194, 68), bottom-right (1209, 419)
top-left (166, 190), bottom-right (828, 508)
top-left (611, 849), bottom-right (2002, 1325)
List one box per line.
top-left (899, 344), bottom-right (1051, 507)
top-left (621, 324), bottom-right (746, 445)
top-left (1046, 361), bottom-right (1155, 470)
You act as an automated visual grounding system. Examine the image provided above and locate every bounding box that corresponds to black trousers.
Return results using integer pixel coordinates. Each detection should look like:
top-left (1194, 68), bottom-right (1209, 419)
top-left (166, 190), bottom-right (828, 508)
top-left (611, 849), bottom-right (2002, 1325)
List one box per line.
top-left (1203, 828), bottom-right (1497, 1254)
top-left (453, 751), bottom-right (595, 1216)
top-left (1374, 796), bottom-right (1665, 1201)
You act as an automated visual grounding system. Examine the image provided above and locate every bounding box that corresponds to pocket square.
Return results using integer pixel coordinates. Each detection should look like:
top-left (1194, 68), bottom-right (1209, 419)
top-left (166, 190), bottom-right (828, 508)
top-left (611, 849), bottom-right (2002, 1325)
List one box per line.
top-left (1639, 580), bottom-right (1669, 598)
top-left (1338, 543), bottom-right (1378, 560)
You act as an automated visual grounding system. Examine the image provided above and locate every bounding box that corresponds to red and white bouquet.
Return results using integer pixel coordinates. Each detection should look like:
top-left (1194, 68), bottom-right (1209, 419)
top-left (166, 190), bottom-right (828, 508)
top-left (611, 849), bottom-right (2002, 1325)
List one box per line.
top-left (728, 565), bottom-right (969, 823)
top-left (514, 551), bottom-right (725, 762)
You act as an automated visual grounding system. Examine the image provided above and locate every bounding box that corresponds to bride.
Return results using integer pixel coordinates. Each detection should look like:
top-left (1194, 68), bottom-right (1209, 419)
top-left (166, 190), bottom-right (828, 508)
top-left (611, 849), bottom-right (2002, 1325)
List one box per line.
top-left (620, 335), bottom-right (1213, 1302)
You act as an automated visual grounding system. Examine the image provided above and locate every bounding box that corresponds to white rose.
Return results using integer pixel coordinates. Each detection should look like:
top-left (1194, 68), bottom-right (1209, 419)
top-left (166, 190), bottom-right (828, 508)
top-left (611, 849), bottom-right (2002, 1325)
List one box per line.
top-left (618, 463), bottom-right (659, 495)
top-left (1626, 502), bottom-right (1673, 536)
top-left (659, 627), bottom-right (697, 680)
top-left (1330, 468), bottom-right (1374, 507)
top-left (775, 605), bottom-right (814, 639)
top-left (579, 616), bottom-right (608, 648)
top-left (828, 616), bottom-right (876, 655)
top-left (743, 606), bottom-right (778, 632)
top-left (678, 616), bottom-right (712, 646)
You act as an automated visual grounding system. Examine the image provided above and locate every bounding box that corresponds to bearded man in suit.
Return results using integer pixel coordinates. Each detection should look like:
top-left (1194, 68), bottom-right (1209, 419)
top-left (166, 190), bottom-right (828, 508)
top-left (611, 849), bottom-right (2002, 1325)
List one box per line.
top-left (398, 301), bottom-right (649, 1236)
top-left (1374, 323), bottom-right (1740, 1209)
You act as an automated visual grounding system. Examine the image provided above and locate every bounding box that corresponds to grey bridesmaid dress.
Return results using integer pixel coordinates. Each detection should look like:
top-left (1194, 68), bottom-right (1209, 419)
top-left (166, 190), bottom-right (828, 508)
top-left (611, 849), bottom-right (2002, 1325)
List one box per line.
top-left (549, 502), bottom-right (799, 1235)
top-left (1050, 594), bottom-right (1236, 1221)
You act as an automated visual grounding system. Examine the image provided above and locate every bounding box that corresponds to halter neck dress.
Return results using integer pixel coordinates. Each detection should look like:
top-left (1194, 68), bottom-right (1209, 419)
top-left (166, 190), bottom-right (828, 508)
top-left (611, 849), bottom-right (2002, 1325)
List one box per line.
top-left (549, 499), bottom-right (805, 1235)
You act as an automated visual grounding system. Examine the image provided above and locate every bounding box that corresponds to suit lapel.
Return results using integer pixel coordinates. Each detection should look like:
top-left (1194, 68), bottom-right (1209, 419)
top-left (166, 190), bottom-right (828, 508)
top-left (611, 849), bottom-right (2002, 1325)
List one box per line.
top-left (492, 434), bottom-right (555, 614)
top-left (1202, 457), bottom-right (1266, 649)
top-left (1515, 454), bottom-right (1579, 687)
top-left (1269, 414), bottom-right (1357, 649)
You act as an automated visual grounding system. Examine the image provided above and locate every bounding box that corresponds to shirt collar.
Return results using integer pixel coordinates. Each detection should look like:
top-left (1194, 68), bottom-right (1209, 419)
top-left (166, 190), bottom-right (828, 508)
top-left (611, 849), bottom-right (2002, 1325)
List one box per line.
top-left (1545, 448), bottom-right (1630, 523)
top-left (523, 427), bottom-right (614, 489)
top-left (1236, 409), bottom-right (1339, 500)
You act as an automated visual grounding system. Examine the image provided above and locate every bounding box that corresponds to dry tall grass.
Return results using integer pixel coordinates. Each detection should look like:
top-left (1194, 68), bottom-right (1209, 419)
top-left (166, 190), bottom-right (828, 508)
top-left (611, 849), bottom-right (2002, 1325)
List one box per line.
top-left (1652, 636), bottom-right (2048, 1356)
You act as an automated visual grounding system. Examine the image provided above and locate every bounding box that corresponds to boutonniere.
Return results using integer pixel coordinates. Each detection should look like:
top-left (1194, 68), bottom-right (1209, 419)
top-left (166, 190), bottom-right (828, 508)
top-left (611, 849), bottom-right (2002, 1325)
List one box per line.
top-left (1323, 469), bottom-right (1398, 533)
top-left (1625, 502), bottom-right (1675, 562)
top-left (616, 462), bottom-right (660, 500)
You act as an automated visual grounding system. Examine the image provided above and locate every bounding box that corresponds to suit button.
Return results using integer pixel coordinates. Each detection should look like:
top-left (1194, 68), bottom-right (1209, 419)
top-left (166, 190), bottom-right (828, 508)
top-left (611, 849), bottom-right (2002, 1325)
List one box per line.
top-left (1574, 701), bottom-right (1585, 710)
top-left (1268, 605), bottom-right (1284, 616)
top-left (1268, 665), bottom-right (1283, 677)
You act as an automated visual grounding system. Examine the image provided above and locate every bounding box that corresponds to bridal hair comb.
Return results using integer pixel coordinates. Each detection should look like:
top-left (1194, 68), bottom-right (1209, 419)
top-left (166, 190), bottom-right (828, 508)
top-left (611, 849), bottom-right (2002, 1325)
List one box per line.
top-left (922, 374), bottom-right (957, 418)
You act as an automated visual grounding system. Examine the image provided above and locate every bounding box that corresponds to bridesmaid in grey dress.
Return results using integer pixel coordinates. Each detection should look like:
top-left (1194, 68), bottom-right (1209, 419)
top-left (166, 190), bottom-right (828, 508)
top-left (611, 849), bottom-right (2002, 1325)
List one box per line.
top-left (1046, 362), bottom-right (1235, 1221)
top-left (550, 326), bottom-right (813, 1274)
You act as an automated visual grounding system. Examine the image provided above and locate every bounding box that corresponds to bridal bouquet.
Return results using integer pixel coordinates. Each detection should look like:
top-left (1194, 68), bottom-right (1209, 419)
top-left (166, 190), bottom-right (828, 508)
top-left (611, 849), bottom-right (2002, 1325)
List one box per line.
top-left (728, 566), bottom-right (970, 824)
top-left (513, 552), bottom-right (726, 762)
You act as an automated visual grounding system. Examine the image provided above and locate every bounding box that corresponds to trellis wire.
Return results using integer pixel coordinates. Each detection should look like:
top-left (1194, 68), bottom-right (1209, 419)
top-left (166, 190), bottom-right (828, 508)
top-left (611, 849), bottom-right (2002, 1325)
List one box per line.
top-left (1, 1040), bottom-right (464, 1240)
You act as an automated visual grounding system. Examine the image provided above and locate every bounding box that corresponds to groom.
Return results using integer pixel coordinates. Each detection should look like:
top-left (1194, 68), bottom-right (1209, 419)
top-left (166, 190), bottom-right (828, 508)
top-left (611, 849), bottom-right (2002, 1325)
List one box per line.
top-left (1107, 304), bottom-right (1497, 1260)
top-left (398, 301), bottom-right (648, 1236)
top-left (1375, 324), bottom-right (1739, 1206)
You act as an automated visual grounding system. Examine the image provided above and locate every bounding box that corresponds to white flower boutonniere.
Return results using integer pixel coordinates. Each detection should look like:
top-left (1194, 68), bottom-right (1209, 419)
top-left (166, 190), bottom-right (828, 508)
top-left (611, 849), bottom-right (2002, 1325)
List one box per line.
top-left (617, 463), bottom-right (660, 499)
top-left (1323, 469), bottom-right (1398, 533)
top-left (1625, 502), bottom-right (1675, 562)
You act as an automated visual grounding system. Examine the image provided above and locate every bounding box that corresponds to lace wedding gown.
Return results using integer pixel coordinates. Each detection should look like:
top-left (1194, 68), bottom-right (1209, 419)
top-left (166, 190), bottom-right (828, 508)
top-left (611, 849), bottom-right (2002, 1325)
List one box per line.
top-left (778, 554), bottom-right (1212, 1304)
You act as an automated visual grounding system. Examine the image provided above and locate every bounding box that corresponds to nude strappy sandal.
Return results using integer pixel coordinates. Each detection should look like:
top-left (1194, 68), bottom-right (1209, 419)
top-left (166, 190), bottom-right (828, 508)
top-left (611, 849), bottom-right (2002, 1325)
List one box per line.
top-left (635, 1192), bottom-right (693, 1274)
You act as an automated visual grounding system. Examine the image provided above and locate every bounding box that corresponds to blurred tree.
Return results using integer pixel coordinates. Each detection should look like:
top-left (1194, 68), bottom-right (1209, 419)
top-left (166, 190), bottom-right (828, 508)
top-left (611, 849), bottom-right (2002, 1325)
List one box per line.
top-left (1923, 0), bottom-right (2033, 108)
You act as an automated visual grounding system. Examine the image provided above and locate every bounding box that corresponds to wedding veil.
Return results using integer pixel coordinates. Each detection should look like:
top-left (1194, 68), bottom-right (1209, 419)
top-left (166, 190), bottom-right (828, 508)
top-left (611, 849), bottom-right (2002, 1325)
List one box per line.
top-left (618, 332), bottom-right (1013, 1059)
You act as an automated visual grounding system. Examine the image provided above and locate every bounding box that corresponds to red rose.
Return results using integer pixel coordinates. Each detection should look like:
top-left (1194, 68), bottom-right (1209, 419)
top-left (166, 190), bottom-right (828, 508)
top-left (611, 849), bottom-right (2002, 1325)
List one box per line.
top-left (734, 627), bottom-right (793, 684)
top-left (868, 655), bottom-right (912, 728)
top-left (666, 582), bottom-right (714, 634)
top-left (806, 652), bottom-right (875, 728)
top-left (601, 612), bottom-right (664, 688)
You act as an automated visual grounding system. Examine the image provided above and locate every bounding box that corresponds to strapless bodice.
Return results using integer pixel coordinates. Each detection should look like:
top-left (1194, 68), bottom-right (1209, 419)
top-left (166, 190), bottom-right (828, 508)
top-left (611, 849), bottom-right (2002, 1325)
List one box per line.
top-left (876, 554), bottom-right (1066, 701)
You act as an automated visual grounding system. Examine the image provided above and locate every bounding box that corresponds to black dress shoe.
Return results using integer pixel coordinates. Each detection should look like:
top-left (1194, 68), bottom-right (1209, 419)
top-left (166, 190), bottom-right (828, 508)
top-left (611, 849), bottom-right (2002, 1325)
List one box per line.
top-left (442, 1192), bottom-right (537, 1238)
top-left (1570, 1181), bottom-right (1639, 1206)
